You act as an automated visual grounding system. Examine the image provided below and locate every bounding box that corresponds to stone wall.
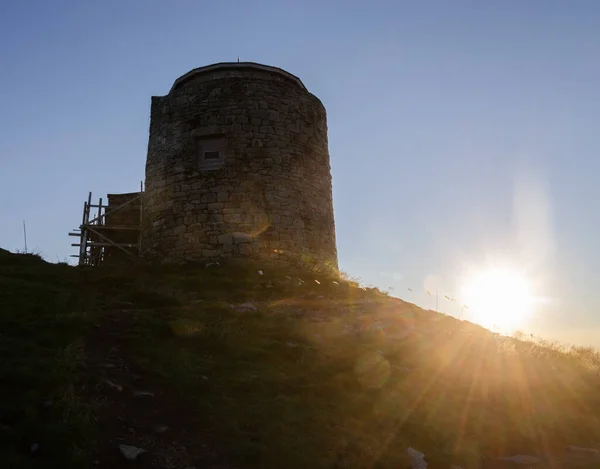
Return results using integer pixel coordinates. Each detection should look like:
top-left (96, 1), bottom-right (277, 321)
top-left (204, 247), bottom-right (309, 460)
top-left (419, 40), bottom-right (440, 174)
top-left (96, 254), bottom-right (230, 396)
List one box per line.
top-left (105, 192), bottom-right (141, 228)
top-left (142, 62), bottom-right (337, 270)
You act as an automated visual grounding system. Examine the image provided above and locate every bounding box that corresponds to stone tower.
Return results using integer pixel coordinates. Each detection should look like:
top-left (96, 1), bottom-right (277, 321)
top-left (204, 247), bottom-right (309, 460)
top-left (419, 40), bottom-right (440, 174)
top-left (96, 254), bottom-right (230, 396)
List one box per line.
top-left (142, 62), bottom-right (337, 269)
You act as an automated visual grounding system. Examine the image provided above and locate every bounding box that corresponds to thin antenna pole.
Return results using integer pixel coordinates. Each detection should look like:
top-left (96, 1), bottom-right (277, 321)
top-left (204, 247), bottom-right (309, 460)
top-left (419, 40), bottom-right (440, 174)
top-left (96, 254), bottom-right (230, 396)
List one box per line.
top-left (23, 221), bottom-right (28, 253)
top-left (139, 180), bottom-right (143, 256)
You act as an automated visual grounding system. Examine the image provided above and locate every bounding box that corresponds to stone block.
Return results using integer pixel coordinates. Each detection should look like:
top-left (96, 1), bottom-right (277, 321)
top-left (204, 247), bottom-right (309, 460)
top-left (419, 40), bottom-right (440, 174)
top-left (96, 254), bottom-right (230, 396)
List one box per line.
top-left (173, 225), bottom-right (186, 235)
top-left (238, 244), bottom-right (253, 255)
top-left (201, 193), bottom-right (217, 203)
top-left (224, 213), bottom-right (243, 223)
top-left (189, 223), bottom-right (205, 232)
top-left (259, 125), bottom-right (274, 134)
top-left (218, 233), bottom-right (233, 244)
top-left (208, 214), bottom-right (223, 222)
top-left (232, 232), bottom-right (252, 244)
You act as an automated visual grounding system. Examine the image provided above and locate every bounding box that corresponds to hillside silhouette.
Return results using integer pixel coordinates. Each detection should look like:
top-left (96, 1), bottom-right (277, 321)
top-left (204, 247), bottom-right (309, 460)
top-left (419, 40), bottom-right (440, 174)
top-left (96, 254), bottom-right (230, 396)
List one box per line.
top-left (1, 248), bottom-right (600, 468)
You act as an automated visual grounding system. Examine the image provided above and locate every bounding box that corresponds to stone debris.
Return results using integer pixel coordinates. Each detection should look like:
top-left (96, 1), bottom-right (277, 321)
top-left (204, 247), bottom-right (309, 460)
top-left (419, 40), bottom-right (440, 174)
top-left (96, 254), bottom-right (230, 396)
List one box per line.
top-left (235, 302), bottom-right (258, 312)
top-left (566, 446), bottom-right (600, 462)
top-left (567, 446), bottom-right (600, 453)
top-left (405, 447), bottom-right (427, 469)
top-left (205, 262), bottom-right (220, 268)
top-left (314, 279), bottom-right (321, 284)
top-left (132, 390), bottom-right (155, 398)
top-left (30, 442), bottom-right (40, 453)
top-left (105, 379), bottom-right (123, 392)
top-left (257, 270), bottom-right (264, 276)
top-left (119, 444), bottom-right (146, 461)
top-left (116, 301), bottom-right (135, 307)
top-left (152, 425), bottom-right (169, 434)
top-left (498, 455), bottom-right (542, 465)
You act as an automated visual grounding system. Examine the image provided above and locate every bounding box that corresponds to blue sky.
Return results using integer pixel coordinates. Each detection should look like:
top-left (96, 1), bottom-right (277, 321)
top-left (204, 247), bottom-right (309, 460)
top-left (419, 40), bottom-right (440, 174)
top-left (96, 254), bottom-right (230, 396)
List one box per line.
top-left (1, 1), bottom-right (599, 346)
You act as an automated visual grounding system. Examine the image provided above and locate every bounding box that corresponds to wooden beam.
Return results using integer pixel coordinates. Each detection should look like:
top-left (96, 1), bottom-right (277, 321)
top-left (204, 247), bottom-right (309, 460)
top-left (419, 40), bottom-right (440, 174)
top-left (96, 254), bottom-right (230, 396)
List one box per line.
top-left (96, 197), bottom-right (103, 227)
top-left (72, 242), bottom-right (139, 248)
top-left (80, 194), bottom-right (91, 265)
top-left (83, 224), bottom-right (140, 231)
top-left (85, 225), bottom-right (141, 261)
top-left (87, 193), bottom-right (141, 226)
top-left (87, 203), bottom-right (140, 209)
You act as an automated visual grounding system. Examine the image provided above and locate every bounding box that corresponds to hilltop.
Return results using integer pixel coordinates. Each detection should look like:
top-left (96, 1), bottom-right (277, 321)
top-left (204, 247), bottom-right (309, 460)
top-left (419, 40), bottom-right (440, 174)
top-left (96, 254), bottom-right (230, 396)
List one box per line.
top-left (1, 248), bottom-right (600, 469)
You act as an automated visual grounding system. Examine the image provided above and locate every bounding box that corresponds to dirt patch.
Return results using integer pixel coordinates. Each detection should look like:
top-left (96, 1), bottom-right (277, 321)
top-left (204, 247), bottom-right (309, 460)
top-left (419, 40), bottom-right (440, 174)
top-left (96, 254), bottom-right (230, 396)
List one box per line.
top-left (84, 309), bottom-right (236, 469)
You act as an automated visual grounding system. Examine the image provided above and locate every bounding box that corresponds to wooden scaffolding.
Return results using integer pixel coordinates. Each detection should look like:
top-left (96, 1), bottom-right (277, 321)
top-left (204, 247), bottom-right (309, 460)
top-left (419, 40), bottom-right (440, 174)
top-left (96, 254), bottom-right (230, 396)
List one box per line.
top-left (68, 185), bottom-right (143, 266)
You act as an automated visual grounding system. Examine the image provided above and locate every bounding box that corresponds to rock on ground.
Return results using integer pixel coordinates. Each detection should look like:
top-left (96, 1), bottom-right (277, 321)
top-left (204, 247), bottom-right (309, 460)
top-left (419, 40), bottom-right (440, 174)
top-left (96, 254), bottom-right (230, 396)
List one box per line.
top-left (405, 447), bottom-right (427, 469)
top-left (119, 444), bottom-right (146, 461)
top-left (498, 454), bottom-right (542, 465)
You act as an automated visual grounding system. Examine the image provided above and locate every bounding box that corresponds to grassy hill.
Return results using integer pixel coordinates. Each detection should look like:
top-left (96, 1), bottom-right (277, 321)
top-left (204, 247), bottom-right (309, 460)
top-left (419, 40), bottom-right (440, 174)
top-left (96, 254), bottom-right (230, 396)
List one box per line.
top-left (2, 248), bottom-right (600, 468)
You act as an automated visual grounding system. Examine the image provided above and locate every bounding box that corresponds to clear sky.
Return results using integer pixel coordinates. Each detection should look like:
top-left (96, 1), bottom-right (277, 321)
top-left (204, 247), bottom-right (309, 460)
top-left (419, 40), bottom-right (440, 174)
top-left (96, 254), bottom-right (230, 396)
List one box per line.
top-left (1, 1), bottom-right (599, 346)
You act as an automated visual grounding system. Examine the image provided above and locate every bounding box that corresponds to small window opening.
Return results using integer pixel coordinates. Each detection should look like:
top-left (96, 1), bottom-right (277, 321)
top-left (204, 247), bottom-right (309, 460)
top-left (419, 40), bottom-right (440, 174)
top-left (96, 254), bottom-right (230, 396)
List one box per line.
top-left (197, 135), bottom-right (226, 171)
top-left (203, 150), bottom-right (220, 160)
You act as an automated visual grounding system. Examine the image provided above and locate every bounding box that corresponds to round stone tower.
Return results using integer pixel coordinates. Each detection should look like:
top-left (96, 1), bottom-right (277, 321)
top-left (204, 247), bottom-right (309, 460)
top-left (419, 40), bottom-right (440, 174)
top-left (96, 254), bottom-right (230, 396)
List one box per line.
top-left (142, 62), bottom-right (337, 269)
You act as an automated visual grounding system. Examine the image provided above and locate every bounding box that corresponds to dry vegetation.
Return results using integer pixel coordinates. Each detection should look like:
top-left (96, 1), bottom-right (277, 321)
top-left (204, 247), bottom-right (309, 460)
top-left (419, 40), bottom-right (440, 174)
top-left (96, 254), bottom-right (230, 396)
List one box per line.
top-left (2, 247), bottom-right (600, 468)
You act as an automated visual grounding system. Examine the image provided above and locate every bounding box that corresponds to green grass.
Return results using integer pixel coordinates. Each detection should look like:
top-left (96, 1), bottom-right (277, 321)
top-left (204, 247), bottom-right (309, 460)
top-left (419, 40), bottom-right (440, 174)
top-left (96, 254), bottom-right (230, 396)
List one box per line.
top-left (0, 250), bottom-right (97, 468)
top-left (2, 248), bottom-right (600, 468)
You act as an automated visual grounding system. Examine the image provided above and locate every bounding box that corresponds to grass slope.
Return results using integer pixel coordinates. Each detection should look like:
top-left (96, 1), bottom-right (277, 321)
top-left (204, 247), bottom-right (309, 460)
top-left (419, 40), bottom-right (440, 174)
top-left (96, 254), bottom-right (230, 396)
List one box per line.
top-left (2, 249), bottom-right (600, 468)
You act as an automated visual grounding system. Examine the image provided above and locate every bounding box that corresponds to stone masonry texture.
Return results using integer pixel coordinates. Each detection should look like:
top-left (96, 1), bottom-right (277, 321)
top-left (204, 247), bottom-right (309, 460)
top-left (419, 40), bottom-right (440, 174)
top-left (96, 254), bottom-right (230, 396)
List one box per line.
top-left (142, 62), bottom-right (338, 269)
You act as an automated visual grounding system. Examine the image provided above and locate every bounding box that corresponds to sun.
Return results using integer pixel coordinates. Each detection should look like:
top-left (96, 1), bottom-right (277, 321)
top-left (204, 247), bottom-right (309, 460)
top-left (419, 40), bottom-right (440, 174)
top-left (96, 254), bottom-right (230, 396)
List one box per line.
top-left (462, 268), bottom-right (533, 331)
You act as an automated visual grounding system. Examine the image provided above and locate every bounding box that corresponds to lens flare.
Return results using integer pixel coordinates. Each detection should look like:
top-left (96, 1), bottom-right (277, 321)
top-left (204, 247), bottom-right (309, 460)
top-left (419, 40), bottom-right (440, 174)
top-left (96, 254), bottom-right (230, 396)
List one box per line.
top-left (462, 268), bottom-right (533, 330)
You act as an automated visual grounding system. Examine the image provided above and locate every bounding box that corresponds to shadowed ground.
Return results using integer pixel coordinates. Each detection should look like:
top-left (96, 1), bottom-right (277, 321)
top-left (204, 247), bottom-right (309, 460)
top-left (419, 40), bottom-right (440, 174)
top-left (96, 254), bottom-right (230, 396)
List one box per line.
top-left (1, 248), bottom-right (600, 468)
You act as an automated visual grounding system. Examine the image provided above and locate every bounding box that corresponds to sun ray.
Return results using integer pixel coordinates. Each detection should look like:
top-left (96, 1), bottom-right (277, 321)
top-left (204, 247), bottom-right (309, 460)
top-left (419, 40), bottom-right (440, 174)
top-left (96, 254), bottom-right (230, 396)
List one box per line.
top-left (462, 267), bottom-right (533, 331)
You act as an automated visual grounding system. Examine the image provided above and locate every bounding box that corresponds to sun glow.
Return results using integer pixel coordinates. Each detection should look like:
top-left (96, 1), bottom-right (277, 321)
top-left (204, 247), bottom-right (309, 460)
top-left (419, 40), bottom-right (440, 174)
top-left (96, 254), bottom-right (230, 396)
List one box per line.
top-left (462, 268), bottom-right (533, 331)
